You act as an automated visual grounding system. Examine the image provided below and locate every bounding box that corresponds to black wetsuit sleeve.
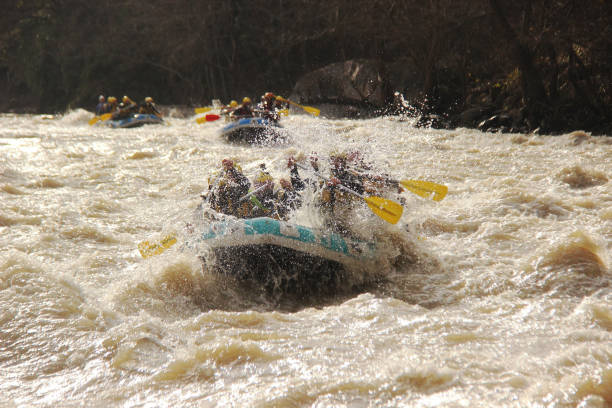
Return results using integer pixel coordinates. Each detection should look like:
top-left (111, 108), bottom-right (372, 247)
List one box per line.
top-left (290, 166), bottom-right (306, 191)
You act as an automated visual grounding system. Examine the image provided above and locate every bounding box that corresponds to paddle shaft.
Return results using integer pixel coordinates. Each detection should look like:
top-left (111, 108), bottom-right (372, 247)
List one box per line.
top-left (295, 163), bottom-right (365, 199)
top-left (238, 183), bottom-right (269, 202)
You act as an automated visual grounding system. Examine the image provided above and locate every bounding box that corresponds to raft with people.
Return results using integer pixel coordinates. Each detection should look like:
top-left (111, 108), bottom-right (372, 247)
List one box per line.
top-left (196, 92), bottom-right (322, 145)
top-left (89, 95), bottom-right (164, 128)
top-left (138, 153), bottom-right (448, 295)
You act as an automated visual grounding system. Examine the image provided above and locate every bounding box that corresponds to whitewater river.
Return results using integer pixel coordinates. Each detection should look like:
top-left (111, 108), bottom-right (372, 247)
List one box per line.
top-left (1, 109), bottom-right (610, 407)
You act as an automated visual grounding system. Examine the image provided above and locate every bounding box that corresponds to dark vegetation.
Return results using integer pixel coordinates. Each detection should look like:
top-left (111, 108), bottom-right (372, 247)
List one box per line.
top-left (1, 0), bottom-right (610, 133)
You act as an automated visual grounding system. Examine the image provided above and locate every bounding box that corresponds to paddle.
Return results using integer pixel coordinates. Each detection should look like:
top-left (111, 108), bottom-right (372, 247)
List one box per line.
top-left (138, 234), bottom-right (177, 258)
top-left (239, 183), bottom-right (270, 203)
top-left (88, 113), bottom-right (112, 125)
top-left (295, 163), bottom-right (403, 224)
top-left (356, 171), bottom-right (448, 201)
top-left (276, 97), bottom-right (320, 117)
top-left (194, 107), bottom-right (212, 114)
top-left (195, 114), bottom-right (221, 124)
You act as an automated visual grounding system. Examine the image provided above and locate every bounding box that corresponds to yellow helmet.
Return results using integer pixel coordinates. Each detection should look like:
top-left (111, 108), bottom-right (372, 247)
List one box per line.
top-left (108, 96), bottom-right (117, 104)
top-left (122, 95), bottom-right (133, 104)
top-left (145, 96), bottom-right (153, 103)
top-left (330, 150), bottom-right (347, 159)
top-left (255, 171), bottom-right (273, 183)
top-left (229, 100), bottom-right (238, 108)
top-left (242, 97), bottom-right (252, 105)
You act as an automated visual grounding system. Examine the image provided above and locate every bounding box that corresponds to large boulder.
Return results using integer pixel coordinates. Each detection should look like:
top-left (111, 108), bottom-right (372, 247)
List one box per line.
top-left (290, 60), bottom-right (389, 108)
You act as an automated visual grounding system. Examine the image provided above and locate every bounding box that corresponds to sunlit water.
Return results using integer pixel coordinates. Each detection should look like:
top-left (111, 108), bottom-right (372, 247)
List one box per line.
top-left (1, 109), bottom-right (611, 407)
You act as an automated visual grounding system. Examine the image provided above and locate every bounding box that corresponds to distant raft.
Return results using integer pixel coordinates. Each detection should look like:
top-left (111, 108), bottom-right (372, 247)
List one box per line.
top-left (220, 117), bottom-right (286, 144)
top-left (187, 216), bottom-right (377, 294)
top-left (105, 113), bottom-right (164, 129)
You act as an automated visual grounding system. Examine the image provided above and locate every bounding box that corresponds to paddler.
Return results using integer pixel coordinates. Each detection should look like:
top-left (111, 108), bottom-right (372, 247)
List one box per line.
top-left (112, 95), bottom-right (139, 120)
top-left (139, 96), bottom-right (161, 117)
top-left (106, 96), bottom-right (119, 114)
top-left (319, 151), bottom-right (365, 234)
top-left (257, 92), bottom-right (280, 122)
top-left (249, 163), bottom-right (276, 218)
top-left (273, 95), bottom-right (288, 111)
top-left (95, 95), bottom-right (107, 115)
top-left (220, 100), bottom-right (238, 116)
top-left (207, 159), bottom-right (251, 217)
top-left (274, 178), bottom-right (302, 220)
top-left (272, 156), bottom-right (308, 220)
top-left (230, 97), bottom-right (255, 120)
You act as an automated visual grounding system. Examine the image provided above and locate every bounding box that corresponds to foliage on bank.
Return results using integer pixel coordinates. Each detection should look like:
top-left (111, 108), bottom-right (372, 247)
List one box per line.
top-left (1, 0), bottom-right (610, 133)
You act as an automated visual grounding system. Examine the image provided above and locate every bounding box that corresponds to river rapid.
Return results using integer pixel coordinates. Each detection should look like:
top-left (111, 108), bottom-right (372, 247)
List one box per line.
top-left (1, 109), bottom-right (611, 407)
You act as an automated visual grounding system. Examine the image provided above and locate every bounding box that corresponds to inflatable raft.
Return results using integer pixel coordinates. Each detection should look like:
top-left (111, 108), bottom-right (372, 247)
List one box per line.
top-left (188, 217), bottom-right (377, 294)
top-left (220, 117), bottom-right (285, 144)
top-left (105, 113), bottom-right (164, 128)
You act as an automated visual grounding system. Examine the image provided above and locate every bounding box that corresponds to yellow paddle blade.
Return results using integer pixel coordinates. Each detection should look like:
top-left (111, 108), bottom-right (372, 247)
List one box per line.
top-left (279, 109), bottom-right (289, 116)
top-left (89, 113), bottom-right (112, 125)
top-left (400, 180), bottom-right (448, 201)
top-left (194, 107), bottom-right (212, 114)
top-left (138, 234), bottom-right (177, 258)
top-left (364, 196), bottom-right (403, 224)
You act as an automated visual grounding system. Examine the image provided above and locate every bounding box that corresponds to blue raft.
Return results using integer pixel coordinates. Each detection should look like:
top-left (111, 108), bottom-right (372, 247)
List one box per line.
top-left (219, 117), bottom-right (285, 144)
top-left (189, 217), bottom-right (377, 294)
top-left (105, 113), bottom-right (164, 128)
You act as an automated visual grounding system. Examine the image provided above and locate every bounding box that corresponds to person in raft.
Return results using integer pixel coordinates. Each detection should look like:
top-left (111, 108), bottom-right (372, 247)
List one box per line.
top-left (207, 159), bottom-right (251, 217)
top-left (229, 97), bottom-right (255, 120)
top-left (139, 96), bottom-right (161, 117)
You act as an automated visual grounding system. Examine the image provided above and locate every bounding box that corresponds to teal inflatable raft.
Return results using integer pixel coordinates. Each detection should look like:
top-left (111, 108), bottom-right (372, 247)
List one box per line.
top-left (189, 217), bottom-right (377, 294)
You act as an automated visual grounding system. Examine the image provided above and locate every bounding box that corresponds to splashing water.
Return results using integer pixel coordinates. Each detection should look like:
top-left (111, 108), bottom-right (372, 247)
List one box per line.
top-left (0, 111), bottom-right (610, 406)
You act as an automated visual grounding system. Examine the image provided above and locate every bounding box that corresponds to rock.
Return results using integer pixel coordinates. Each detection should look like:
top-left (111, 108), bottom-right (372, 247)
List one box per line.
top-left (455, 105), bottom-right (494, 127)
top-left (291, 60), bottom-right (389, 108)
top-left (478, 113), bottom-right (514, 132)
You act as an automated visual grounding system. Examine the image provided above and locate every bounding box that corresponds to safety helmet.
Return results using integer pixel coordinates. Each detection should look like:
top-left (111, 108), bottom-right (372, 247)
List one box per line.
top-left (222, 158), bottom-right (234, 169)
top-left (255, 172), bottom-right (273, 183)
top-left (242, 97), bottom-right (252, 105)
top-left (264, 92), bottom-right (275, 100)
top-left (98, 95), bottom-right (105, 102)
top-left (145, 96), bottom-right (153, 103)
top-left (329, 150), bottom-right (347, 159)
top-left (229, 100), bottom-right (238, 108)
top-left (275, 95), bottom-right (283, 101)
top-left (279, 178), bottom-right (291, 189)
top-left (108, 96), bottom-right (117, 104)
